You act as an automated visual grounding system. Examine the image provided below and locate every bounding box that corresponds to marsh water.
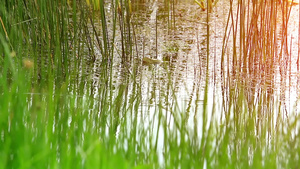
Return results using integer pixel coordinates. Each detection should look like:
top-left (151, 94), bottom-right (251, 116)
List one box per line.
top-left (79, 0), bottom-right (300, 163)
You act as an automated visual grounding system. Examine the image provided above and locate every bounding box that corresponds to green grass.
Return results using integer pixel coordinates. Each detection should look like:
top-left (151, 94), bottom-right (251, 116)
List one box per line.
top-left (1, 0), bottom-right (300, 168)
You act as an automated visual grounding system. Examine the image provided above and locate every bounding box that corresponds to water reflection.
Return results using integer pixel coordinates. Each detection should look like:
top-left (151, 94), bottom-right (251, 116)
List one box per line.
top-left (86, 2), bottom-right (296, 120)
top-left (82, 0), bottom-right (300, 164)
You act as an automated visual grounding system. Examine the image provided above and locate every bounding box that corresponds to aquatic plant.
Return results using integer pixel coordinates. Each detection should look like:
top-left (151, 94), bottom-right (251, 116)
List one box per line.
top-left (1, 0), bottom-right (300, 168)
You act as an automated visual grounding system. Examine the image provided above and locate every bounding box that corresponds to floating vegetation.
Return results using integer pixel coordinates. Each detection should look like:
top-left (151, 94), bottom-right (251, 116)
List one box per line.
top-left (142, 57), bottom-right (161, 65)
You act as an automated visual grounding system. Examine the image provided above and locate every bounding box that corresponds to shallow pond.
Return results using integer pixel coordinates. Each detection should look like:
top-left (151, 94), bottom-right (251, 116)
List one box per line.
top-left (85, 1), bottom-right (300, 118)
top-left (83, 0), bottom-right (300, 164)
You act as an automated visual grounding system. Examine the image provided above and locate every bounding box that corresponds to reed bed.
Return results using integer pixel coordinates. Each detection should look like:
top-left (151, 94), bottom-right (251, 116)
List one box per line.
top-left (1, 0), bottom-right (300, 168)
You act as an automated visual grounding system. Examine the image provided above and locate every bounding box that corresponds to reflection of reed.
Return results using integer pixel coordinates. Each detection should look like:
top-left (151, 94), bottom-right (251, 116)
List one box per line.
top-left (219, 0), bottom-right (296, 144)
